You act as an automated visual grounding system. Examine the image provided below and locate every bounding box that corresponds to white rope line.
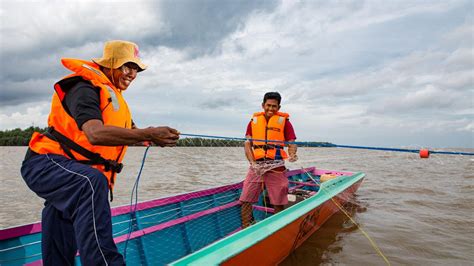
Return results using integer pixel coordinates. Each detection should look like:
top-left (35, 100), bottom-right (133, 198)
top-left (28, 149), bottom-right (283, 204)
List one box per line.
top-left (46, 154), bottom-right (108, 266)
top-left (113, 227), bottom-right (132, 237)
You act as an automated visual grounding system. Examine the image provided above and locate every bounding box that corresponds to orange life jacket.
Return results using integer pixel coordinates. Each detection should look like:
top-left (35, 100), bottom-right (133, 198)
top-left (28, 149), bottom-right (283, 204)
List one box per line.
top-left (29, 58), bottom-right (132, 199)
top-left (250, 112), bottom-right (289, 160)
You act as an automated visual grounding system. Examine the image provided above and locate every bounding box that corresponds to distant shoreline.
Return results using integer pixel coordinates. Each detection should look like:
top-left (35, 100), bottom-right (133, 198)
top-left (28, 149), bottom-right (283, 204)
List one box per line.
top-left (0, 127), bottom-right (334, 147)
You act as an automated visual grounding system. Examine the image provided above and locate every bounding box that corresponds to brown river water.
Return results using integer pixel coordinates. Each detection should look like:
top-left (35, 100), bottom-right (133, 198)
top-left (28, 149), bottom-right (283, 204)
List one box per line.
top-left (0, 146), bottom-right (473, 265)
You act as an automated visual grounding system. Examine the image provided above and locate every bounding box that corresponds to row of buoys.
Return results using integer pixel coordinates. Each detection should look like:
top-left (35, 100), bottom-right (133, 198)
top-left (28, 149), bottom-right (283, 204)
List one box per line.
top-left (419, 149), bottom-right (430, 158)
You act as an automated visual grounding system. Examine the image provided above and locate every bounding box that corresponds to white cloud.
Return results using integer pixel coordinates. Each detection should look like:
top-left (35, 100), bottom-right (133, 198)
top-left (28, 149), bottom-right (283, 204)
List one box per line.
top-left (442, 17), bottom-right (474, 47)
top-left (109, 0), bottom-right (474, 148)
top-left (370, 85), bottom-right (461, 113)
top-left (0, 0), bottom-right (472, 148)
top-left (0, 103), bottom-right (49, 130)
top-left (0, 0), bottom-right (162, 54)
top-left (445, 48), bottom-right (474, 71)
top-left (458, 121), bottom-right (474, 132)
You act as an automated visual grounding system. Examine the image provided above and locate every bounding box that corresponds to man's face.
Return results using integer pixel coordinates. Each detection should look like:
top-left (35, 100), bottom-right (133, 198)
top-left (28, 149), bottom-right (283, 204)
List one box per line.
top-left (111, 62), bottom-right (139, 90)
top-left (262, 99), bottom-right (280, 119)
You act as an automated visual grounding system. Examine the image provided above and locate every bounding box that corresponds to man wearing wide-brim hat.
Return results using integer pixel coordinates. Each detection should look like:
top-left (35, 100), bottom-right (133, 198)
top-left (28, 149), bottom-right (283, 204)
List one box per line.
top-left (21, 40), bottom-right (180, 265)
top-left (93, 40), bottom-right (147, 72)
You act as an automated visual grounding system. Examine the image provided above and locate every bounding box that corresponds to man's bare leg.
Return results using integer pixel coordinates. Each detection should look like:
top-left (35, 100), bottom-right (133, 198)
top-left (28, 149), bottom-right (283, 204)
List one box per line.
top-left (241, 202), bottom-right (253, 228)
top-left (274, 205), bottom-right (284, 213)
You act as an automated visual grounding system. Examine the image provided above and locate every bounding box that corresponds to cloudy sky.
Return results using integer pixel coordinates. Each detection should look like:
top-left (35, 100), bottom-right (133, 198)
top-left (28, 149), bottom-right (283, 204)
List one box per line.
top-left (0, 0), bottom-right (472, 148)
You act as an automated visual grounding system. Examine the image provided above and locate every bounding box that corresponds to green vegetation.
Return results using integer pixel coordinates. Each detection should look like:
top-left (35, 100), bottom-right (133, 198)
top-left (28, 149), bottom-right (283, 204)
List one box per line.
top-left (0, 127), bottom-right (334, 147)
top-left (298, 142), bottom-right (336, 147)
top-left (177, 138), bottom-right (243, 147)
top-left (0, 127), bottom-right (47, 146)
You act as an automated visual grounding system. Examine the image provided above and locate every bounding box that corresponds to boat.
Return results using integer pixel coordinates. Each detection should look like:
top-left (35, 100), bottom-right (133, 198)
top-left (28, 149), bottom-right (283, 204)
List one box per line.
top-left (0, 167), bottom-right (364, 265)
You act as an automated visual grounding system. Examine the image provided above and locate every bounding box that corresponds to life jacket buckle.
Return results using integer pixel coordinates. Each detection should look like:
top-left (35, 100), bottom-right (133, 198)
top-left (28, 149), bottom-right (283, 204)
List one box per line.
top-left (253, 144), bottom-right (277, 151)
top-left (104, 160), bottom-right (123, 173)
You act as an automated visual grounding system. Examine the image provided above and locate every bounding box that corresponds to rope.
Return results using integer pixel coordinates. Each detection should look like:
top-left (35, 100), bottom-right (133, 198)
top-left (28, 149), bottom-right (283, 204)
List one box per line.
top-left (179, 133), bottom-right (474, 156)
top-left (301, 170), bottom-right (391, 265)
top-left (118, 132), bottom-right (468, 262)
top-left (334, 144), bottom-right (473, 156)
top-left (123, 145), bottom-right (151, 259)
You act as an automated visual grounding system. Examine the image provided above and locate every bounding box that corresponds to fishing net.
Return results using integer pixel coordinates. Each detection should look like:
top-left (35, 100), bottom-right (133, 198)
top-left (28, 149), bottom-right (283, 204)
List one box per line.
top-left (110, 136), bottom-right (472, 265)
top-left (2, 135), bottom-right (471, 265)
top-left (113, 137), bottom-right (294, 264)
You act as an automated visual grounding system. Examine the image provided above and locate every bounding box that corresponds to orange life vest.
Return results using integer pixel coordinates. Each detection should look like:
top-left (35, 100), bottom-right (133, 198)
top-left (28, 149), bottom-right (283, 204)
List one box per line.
top-left (250, 112), bottom-right (289, 160)
top-left (29, 58), bottom-right (132, 198)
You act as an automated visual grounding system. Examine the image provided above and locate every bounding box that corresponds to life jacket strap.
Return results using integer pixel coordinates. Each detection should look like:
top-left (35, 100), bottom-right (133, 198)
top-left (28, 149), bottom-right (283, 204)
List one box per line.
top-left (253, 144), bottom-right (283, 151)
top-left (44, 127), bottom-right (123, 174)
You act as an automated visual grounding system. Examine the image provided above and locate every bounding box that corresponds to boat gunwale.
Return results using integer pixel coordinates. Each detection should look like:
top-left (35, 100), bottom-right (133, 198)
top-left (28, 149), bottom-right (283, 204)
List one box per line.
top-left (111, 182), bottom-right (242, 216)
top-left (0, 182), bottom-right (244, 241)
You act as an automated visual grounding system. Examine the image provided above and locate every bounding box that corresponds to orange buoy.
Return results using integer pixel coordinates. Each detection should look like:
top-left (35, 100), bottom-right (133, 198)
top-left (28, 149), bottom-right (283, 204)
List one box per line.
top-left (419, 149), bottom-right (430, 158)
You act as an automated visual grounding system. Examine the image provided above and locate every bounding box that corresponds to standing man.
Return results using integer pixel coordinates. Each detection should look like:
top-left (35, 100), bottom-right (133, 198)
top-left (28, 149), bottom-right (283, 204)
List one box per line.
top-left (21, 40), bottom-right (179, 265)
top-left (239, 92), bottom-right (298, 228)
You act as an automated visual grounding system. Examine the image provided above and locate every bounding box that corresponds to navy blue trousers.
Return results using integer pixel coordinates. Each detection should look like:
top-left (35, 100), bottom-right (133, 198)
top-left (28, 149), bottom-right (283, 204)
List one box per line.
top-left (21, 154), bottom-right (125, 266)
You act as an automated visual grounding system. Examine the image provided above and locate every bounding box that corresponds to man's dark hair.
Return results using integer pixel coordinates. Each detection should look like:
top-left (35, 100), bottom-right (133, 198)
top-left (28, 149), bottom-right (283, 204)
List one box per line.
top-left (263, 92), bottom-right (282, 105)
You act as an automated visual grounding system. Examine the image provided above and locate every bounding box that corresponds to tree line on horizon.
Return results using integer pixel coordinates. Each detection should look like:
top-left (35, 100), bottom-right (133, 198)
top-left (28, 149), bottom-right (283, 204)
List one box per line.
top-left (0, 127), bottom-right (46, 146)
top-left (0, 127), bottom-right (335, 147)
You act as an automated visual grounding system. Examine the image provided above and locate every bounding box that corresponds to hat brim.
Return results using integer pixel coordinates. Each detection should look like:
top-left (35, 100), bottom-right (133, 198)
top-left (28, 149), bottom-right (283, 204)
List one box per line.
top-left (92, 57), bottom-right (147, 72)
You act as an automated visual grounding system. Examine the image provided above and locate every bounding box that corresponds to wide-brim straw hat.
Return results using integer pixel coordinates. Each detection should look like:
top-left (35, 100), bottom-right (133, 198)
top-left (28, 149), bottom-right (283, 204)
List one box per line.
top-left (92, 40), bottom-right (147, 72)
